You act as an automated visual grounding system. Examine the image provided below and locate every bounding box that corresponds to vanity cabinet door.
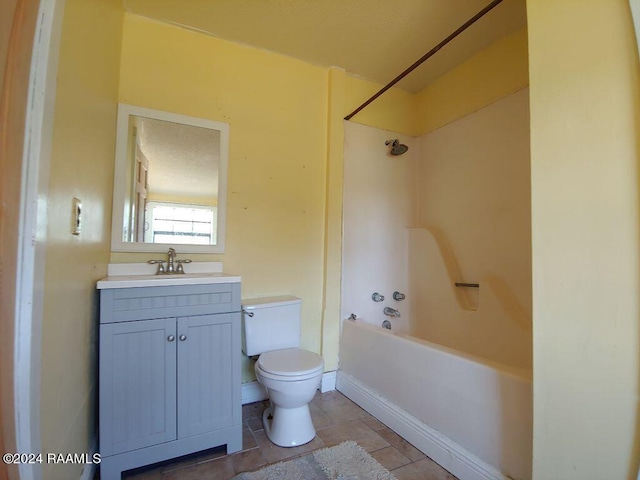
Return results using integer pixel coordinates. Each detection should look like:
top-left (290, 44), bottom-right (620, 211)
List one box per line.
top-left (99, 318), bottom-right (177, 456)
top-left (177, 313), bottom-right (240, 438)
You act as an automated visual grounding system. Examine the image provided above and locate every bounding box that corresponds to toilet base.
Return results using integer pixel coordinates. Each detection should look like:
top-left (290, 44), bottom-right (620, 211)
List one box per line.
top-left (262, 403), bottom-right (316, 447)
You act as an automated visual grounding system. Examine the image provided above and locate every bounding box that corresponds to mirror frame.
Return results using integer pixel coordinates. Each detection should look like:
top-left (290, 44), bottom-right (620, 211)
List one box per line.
top-left (111, 104), bottom-right (229, 253)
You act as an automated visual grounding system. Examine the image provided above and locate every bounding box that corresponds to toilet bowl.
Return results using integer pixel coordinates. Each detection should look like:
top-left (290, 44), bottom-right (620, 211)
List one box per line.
top-left (242, 296), bottom-right (325, 447)
top-left (255, 348), bottom-right (324, 447)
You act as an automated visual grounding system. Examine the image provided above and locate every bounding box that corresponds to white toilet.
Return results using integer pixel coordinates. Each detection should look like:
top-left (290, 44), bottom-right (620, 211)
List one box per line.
top-left (242, 296), bottom-right (324, 447)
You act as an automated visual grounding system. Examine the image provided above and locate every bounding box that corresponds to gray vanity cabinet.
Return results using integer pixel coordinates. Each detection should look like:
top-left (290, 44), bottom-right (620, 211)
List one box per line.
top-left (98, 282), bottom-right (242, 480)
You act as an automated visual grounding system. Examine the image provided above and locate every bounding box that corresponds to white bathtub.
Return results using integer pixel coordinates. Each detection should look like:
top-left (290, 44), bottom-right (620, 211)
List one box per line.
top-left (337, 319), bottom-right (532, 480)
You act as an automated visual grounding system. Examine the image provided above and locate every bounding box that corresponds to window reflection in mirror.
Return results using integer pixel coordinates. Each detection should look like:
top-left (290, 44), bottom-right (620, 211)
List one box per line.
top-left (111, 105), bottom-right (228, 253)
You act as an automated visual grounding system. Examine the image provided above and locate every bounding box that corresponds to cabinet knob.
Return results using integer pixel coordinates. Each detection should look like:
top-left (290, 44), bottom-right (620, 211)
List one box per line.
top-left (167, 335), bottom-right (175, 342)
top-left (179, 335), bottom-right (187, 341)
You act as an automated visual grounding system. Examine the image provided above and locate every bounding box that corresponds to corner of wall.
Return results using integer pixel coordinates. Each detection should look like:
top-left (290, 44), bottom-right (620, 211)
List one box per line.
top-left (344, 75), bottom-right (419, 136)
top-left (416, 26), bottom-right (529, 136)
top-left (321, 66), bottom-right (347, 371)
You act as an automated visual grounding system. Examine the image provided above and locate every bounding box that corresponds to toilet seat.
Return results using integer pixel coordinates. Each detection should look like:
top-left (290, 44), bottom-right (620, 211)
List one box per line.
top-left (257, 348), bottom-right (324, 380)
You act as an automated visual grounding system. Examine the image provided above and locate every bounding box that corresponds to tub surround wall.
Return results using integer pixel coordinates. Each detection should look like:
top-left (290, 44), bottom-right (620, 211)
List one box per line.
top-left (409, 228), bottom-right (531, 370)
top-left (414, 88), bottom-right (531, 369)
top-left (341, 122), bottom-right (416, 333)
top-left (340, 89), bottom-right (532, 478)
top-left (342, 89), bottom-right (531, 370)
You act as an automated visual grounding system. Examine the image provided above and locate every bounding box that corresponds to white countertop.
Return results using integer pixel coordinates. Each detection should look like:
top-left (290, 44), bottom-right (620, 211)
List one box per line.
top-left (97, 262), bottom-right (241, 289)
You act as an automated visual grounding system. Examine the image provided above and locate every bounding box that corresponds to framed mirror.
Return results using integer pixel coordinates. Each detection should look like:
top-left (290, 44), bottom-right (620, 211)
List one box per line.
top-left (111, 104), bottom-right (229, 253)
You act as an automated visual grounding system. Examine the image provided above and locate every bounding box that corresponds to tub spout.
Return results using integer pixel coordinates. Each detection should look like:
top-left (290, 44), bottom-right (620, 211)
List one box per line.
top-left (383, 307), bottom-right (401, 317)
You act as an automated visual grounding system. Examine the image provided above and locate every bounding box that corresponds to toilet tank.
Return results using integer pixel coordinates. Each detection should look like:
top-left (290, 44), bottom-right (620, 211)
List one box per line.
top-left (242, 296), bottom-right (302, 356)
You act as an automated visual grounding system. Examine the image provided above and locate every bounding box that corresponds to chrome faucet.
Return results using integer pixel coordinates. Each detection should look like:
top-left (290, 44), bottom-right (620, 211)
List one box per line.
top-left (167, 247), bottom-right (176, 273)
top-left (147, 248), bottom-right (192, 275)
top-left (383, 307), bottom-right (401, 317)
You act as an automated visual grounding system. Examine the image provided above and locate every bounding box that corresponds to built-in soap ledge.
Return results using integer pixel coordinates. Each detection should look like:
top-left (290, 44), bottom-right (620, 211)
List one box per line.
top-left (97, 262), bottom-right (241, 289)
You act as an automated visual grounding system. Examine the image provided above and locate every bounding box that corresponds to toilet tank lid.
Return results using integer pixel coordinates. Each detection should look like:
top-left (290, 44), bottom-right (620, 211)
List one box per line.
top-left (242, 295), bottom-right (302, 309)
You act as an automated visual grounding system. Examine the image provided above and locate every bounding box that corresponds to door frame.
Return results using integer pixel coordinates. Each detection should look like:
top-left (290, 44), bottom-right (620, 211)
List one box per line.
top-left (12, 0), bottom-right (64, 478)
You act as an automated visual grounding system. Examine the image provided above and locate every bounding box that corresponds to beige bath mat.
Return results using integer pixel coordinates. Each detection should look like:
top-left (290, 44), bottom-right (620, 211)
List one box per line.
top-left (232, 440), bottom-right (397, 480)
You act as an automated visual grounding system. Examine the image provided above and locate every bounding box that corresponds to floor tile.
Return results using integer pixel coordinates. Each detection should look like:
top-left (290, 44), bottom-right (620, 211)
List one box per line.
top-left (162, 456), bottom-right (235, 480)
top-left (253, 429), bottom-right (326, 464)
top-left (231, 448), bottom-right (267, 473)
top-left (361, 413), bottom-right (386, 431)
top-left (315, 396), bottom-right (370, 423)
top-left (309, 401), bottom-right (337, 430)
top-left (245, 415), bottom-right (264, 432)
top-left (392, 457), bottom-right (457, 480)
top-left (191, 445), bottom-right (228, 465)
top-left (159, 454), bottom-right (198, 474)
top-left (241, 423), bottom-right (258, 451)
top-left (242, 400), bottom-right (269, 421)
top-left (109, 391), bottom-right (459, 480)
top-left (369, 445), bottom-right (412, 471)
top-left (315, 418), bottom-right (389, 452)
top-left (376, 427), bottom-right (426, 462)
top-left (122, 467), bottom-right (162, 480)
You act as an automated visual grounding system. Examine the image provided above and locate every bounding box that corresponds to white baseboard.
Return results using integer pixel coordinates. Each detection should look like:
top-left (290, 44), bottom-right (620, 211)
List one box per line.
top-left (79, 436), bottom-right (97, 480)
top-left (242, 381), bottom-right (268, 404)
top-left (321, 371), bottom-right (337, 393)
top-left (336, 371), bottom-right (509, 480)
top-left (242, 371), bottom-right (337, 405)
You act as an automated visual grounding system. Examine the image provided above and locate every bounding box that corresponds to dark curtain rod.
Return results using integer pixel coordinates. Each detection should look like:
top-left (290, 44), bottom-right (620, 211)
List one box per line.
top-left (344, 0), bottom-right (504, 121)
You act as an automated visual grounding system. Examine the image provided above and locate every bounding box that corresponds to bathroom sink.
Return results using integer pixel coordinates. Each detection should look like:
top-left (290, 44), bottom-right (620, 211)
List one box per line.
top-left (97, 262), bottom-right (241, 289)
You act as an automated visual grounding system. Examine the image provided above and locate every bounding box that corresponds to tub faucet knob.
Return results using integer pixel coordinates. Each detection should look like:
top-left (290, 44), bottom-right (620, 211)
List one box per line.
top-left (393, 291), bottom-right (406, 301)
top-left (372, 292), bottom-right (385, 302)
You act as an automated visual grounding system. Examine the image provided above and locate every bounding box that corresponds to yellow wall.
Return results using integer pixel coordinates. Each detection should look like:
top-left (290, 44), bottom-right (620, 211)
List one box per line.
top-left (528, 1), bottom-right (640, 478)
top-left (345, 74), bottom-right (418, 136)
top-left (115, 15), bottom-right (419, 374)
top-left (113, 14), bottom-right (527, 382)
top-left (416, 27), bottom-right (529, 136)
top-left (118, 14), bottom-right (330, 362)
top-left (40, 1), bottom-right (123, 479)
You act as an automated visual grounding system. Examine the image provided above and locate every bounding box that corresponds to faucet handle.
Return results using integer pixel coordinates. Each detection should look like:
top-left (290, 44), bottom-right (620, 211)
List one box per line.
top-left (175, 259), bottom-right (192, 274)
top-left (147, 259), bottom-right (166, 274)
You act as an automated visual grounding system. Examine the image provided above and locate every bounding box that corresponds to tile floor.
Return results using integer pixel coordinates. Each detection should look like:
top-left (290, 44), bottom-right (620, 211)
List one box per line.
top-left (108, 390), bottom-right (457, 480)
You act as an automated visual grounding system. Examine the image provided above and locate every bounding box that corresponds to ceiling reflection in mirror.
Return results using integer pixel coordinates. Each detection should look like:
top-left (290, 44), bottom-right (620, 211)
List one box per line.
top-left (112, 104), bottom-right (228, 253)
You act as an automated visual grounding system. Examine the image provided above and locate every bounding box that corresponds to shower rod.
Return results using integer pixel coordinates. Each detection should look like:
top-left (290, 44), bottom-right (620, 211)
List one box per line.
top-left (344, 0), bottom-right (504, 121)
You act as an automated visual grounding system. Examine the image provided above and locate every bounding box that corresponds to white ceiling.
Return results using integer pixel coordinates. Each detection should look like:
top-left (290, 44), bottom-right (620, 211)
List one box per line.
top-left (124, 0), bottom-right (527, 93)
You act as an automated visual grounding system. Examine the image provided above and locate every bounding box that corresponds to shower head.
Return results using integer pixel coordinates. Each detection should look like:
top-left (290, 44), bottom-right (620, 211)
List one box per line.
top-left (385, 139), bottom-right (409, 156)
